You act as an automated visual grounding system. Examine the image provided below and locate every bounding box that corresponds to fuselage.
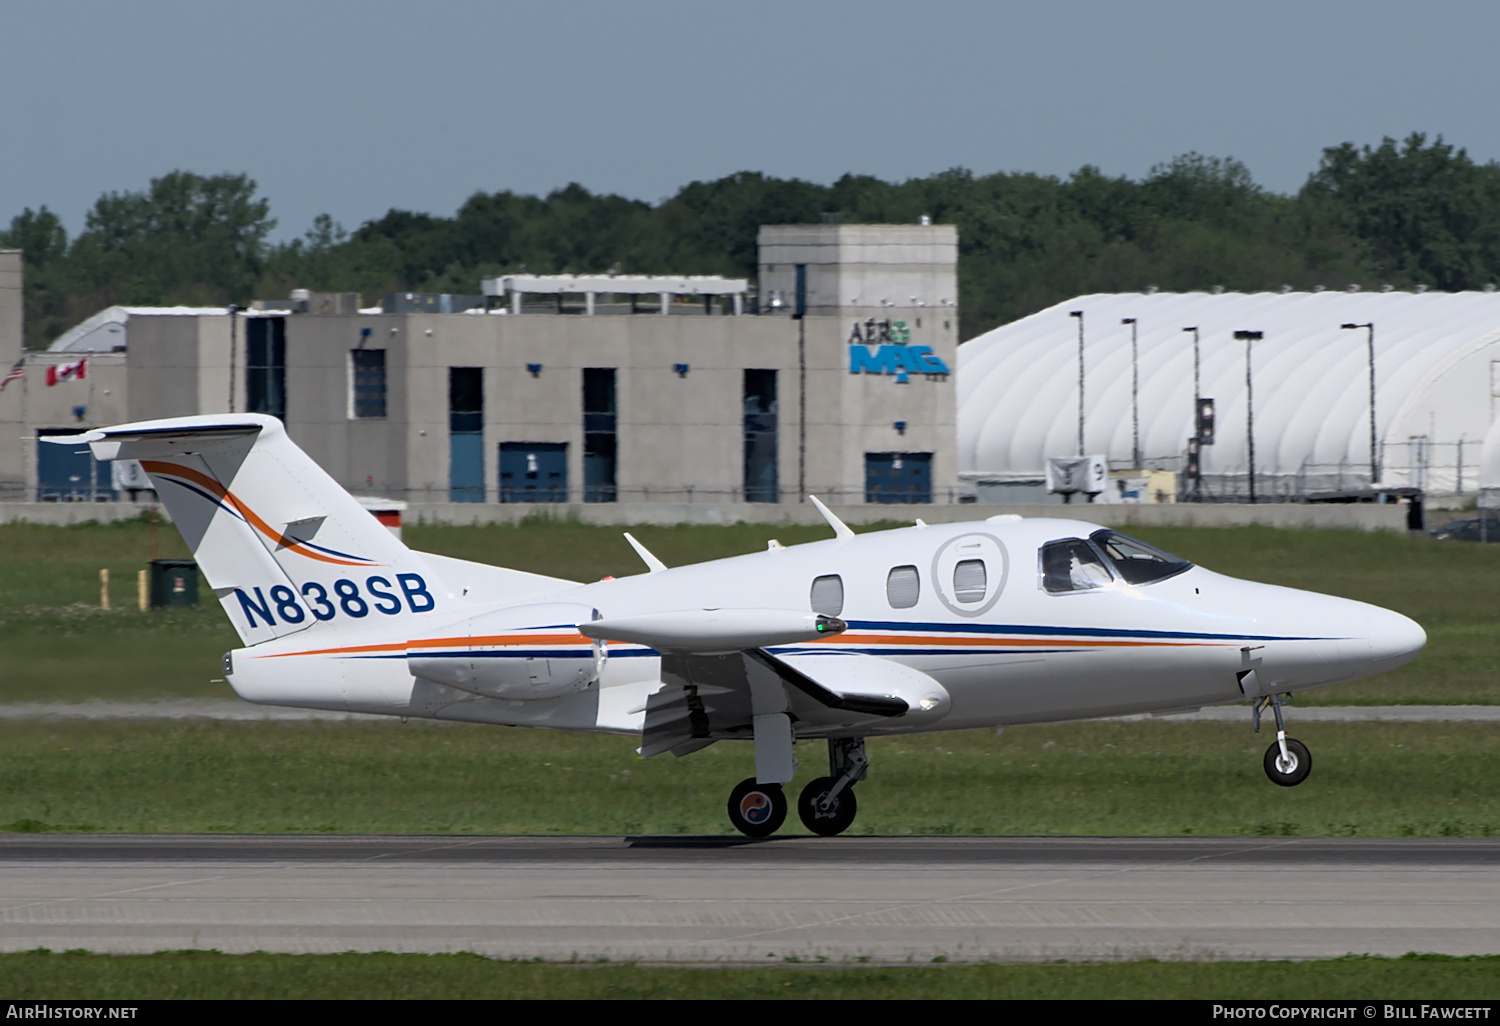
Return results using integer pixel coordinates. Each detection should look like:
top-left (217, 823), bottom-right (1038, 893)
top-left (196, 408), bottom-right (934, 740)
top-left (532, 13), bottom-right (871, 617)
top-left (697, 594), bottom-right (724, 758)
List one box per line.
top-left (223, 515), bottom-right (1427, 737)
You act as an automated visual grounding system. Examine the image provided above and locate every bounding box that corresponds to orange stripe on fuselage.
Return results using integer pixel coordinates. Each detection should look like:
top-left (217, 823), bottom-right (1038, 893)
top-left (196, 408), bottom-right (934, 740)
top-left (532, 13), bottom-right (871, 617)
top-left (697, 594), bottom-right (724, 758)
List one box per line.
top-left (141, 459), bottom-right (376, 567)
top-left (257, 632), bottom-right (592, 659)
top-left (253, 630), bottom-right (1225, 660)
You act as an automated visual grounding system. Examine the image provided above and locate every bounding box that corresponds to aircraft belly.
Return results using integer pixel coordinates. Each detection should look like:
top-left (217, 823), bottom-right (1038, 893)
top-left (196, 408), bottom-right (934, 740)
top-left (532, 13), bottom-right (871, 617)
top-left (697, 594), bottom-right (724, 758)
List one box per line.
top-left (910, 643), bottom-right (1246, 728)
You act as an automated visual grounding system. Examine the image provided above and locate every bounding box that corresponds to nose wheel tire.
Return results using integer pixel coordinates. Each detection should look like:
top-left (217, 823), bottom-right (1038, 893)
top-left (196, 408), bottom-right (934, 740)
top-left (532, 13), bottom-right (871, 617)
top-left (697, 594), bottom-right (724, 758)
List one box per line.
top-left (798, 776), bottom-right (859, 837)
top-left (1263, 738), bottom-right (1312, 787)
top-left (727, 778), bottom-right (788, 837)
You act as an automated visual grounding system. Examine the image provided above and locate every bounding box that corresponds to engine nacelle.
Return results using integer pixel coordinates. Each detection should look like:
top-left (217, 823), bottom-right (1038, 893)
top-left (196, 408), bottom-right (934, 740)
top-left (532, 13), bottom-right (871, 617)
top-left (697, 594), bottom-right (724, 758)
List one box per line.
top-left (408, 602), bottom-right (602, 700)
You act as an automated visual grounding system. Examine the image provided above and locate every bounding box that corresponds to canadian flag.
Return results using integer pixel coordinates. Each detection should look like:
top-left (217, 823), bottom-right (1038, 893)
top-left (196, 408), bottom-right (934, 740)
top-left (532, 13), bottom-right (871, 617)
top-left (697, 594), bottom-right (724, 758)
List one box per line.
top-left (46, 357), bottom-right (87, 387)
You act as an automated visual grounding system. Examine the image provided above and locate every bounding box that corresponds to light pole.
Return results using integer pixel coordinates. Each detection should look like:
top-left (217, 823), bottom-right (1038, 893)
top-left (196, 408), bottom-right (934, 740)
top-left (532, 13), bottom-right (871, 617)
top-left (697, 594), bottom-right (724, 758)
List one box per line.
top-left (1183, 326), bottom-right (1201, 500)
top-left (1122, 317), bottom-right (1139, 468)
top-left (1340, 322), bottom-right (1378, 486)
top-left (1070, 310), bottom-right (1085, 456)
top-left (1235, 330), bottom-right (1263, 503)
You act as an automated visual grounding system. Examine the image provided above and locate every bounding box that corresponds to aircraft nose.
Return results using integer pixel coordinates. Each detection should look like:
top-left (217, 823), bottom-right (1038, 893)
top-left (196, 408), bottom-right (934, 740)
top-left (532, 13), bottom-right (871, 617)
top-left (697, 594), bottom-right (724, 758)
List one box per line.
top-left (1356, 605), bottom-right (1426, 675)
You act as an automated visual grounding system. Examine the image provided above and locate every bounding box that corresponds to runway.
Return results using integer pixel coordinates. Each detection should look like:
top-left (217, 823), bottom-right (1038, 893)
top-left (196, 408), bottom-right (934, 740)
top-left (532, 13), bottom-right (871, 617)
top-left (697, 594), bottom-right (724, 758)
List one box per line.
top-left (2, 835), bottom-right (1497, 963)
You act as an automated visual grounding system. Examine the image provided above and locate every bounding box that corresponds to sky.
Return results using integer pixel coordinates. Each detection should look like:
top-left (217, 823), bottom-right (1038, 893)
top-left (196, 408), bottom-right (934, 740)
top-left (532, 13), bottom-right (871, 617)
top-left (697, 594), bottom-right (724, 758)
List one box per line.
top-left (4, 0), bottom-right (1500, 242)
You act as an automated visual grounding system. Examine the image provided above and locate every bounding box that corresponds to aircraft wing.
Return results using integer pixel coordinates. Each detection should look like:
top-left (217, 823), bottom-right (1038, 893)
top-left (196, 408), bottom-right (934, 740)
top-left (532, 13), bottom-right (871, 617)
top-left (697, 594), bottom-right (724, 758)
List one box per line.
top-left (639, 648), bottom-right (951, 757)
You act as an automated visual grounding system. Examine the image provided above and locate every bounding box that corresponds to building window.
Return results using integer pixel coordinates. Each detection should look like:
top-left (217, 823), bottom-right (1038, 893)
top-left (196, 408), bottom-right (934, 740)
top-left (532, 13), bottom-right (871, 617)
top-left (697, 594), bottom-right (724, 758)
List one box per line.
top-left (351, 349), bottom-right (386, 419)
top-left (449, 367), bottom-right (483, 503)
top-left (583, 368), bottom-right (617, 502)
top-left (743, 369), bottom-right (778, 502)
top-left (246, 316), bottom-right (286, 420)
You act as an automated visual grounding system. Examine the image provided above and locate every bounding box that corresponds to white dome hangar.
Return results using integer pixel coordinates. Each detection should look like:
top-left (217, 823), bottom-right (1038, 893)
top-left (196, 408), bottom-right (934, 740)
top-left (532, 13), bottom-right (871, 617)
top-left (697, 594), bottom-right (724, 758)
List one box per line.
top-left (957, 290), bottom-right (1500, 501)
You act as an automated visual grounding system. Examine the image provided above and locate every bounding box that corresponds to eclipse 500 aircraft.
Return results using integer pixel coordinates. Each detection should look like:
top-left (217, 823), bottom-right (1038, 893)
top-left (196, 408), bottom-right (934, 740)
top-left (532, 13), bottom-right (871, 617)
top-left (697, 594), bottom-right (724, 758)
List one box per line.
top-left (61, 414), bottom-right (1426, 837)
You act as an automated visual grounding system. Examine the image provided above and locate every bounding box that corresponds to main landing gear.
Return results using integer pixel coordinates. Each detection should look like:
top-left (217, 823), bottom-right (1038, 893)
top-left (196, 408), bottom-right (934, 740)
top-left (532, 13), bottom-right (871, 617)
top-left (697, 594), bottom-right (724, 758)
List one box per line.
top-left (798, 738), bottom-right (866, 837)
top-left (1253, 693), bottom-right (1311, 787)
top-left (726, 738), bottom-right (867, 838)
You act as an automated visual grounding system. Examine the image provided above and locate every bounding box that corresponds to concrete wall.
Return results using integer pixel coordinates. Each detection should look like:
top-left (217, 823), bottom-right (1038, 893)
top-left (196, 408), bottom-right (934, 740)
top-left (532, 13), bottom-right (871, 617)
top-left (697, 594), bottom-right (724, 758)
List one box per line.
top-left (126, 316), bottom-right (207, 422)
top-left (398, 500), bottom-right (1409, 532)
top-left (757, 224), bottom-right (959, 318)
top-left (0, 499), bottom-right (1412, 532)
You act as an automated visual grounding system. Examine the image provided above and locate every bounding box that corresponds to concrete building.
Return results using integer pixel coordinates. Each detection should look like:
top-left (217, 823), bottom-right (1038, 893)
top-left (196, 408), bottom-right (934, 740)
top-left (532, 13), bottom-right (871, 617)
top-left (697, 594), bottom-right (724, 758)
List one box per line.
top-left (21, 224), bottom-right (961, 509)
top-left (0, 252), bottom-right (22, 498)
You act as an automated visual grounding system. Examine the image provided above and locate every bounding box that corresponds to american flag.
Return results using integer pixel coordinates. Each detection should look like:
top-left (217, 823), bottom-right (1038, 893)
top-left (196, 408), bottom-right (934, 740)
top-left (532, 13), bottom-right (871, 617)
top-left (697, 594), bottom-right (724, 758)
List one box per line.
top-left (0, 357), bottom-right (22, 393)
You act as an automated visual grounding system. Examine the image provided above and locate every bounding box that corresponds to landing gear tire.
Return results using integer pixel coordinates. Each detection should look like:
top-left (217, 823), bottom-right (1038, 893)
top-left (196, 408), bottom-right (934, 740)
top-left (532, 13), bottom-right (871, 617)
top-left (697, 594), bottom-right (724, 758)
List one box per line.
top-left (1263, 738), bottom-right (1311, 787)
top-left (798, 776), bottom-right (858, 837)
top-left (727, 777), bottom-right (788, 838)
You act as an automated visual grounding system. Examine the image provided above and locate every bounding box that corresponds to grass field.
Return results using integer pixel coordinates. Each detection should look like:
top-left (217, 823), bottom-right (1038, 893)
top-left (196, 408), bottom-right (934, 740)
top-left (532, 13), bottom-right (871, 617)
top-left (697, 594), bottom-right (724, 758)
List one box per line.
top-left (2, 718), bottom-right (1495, 836)
top-left (3, 950), bottom-right (1497, 999)
top-left (1, 516), bottom-right (1496, 704)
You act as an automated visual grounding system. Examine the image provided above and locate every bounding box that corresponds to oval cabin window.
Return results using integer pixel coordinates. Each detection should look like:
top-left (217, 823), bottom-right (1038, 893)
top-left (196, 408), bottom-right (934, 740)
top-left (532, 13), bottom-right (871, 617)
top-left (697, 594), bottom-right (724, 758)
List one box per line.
top-left (810, 574), bottom-right (844, 617)
top-left (886, 565), bottom-right (920, 609)
top-left (952, 558), bottom-right (987, 603)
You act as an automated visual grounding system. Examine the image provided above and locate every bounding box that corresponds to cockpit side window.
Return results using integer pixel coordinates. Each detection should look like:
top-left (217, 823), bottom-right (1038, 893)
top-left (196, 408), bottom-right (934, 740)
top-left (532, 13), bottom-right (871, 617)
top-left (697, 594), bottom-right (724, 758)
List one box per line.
top-left (1088, 530), bottom-right (1192, 585)
top-left (1040, 538), bottom-right (1113, 593)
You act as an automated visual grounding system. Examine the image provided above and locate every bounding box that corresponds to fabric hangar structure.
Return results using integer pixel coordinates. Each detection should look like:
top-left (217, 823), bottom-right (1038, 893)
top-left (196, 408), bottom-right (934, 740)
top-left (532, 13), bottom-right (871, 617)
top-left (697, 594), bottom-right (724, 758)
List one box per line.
top-left (957, 290), bottom-right (1500, 505)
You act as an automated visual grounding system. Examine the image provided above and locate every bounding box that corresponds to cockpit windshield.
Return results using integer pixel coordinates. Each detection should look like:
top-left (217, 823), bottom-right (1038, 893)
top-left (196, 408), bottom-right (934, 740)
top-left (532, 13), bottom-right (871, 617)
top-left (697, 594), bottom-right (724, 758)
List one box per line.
top-left (1088, 529), bottom-right (1193, 585)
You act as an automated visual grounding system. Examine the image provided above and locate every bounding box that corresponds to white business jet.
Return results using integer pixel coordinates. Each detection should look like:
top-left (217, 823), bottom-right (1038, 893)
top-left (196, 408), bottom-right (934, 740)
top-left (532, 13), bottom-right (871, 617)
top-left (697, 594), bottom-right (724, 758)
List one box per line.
top-left (61, 414), bottom-right (1426, 837)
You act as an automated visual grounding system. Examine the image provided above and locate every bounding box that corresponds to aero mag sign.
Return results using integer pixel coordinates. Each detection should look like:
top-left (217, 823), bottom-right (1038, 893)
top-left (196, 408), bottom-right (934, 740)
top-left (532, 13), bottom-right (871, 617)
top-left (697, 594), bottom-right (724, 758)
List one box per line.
top-left (847, 319), bottom-right (950, 383)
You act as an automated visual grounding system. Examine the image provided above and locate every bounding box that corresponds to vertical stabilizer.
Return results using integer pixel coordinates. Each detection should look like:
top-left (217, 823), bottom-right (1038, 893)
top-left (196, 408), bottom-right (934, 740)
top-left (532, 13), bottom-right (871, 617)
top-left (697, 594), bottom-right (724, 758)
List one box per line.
top-left (66, 414), bottom-right (448, 645)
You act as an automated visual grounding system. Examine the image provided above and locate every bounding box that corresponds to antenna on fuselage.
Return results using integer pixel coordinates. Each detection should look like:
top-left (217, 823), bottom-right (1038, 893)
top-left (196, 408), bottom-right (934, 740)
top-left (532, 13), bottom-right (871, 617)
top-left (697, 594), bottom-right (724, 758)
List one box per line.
top-left (808, 495), bottom-right (855, 540)
top-left (623, 532), bottom-right (668, 573)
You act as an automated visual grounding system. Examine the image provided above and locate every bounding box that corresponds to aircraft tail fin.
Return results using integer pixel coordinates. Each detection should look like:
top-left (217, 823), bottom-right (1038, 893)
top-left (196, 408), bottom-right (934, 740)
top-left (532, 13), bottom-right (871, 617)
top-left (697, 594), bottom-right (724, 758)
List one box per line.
top-left (68, 413), bottom-right (448, 646)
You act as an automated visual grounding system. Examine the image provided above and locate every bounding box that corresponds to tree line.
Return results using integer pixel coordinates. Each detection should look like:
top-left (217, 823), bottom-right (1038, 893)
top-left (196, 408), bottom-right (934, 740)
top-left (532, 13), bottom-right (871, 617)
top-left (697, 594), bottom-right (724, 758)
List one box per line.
top-left (6, 133), bottom-right (1500, 348)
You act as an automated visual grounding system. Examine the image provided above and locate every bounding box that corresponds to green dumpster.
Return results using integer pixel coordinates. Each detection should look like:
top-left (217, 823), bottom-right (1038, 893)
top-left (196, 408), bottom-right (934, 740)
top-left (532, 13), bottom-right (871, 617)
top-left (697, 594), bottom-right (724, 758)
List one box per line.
top-left (149, 559), bottom-right (199, 608)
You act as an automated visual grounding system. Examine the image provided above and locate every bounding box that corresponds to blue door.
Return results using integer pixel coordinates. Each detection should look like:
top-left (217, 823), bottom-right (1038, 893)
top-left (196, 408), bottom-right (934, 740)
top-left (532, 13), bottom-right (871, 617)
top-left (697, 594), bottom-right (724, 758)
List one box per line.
top-left (865, 452), bottom-right (932, 504)
top-left (500, 442), bottom-right (568, 502)
top-left (450, 432), bottom-right (484, 503)
top-left (37, 433), bottom-right (113, 501)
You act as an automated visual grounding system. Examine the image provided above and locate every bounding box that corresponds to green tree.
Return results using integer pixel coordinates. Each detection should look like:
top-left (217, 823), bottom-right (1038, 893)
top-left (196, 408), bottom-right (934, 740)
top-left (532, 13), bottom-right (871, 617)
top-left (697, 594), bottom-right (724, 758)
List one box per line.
top-left (69, 171), bottom-right (275, 306)
top-left (1301, 133), bottom-right (1500, 290)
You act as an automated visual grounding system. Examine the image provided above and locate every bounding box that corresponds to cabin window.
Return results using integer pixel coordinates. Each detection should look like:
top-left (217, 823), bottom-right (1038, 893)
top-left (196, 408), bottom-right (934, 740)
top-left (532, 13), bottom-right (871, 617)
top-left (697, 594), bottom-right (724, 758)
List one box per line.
top-left (1040, 539), bottom-right (1113, 593)
top-left (1089, 530), bottom-right (1193, 585)
top-left (952, 559), bottom-right (987, 603)
top-left (810, 574), bottom-right (844, 617)
top-left (886, 565), bottom-right (920, 608)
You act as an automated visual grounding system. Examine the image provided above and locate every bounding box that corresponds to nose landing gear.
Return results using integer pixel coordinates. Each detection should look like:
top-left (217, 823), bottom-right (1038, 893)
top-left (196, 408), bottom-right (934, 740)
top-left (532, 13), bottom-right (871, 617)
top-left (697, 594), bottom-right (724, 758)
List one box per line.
top-left (1253, 693), bottom-right (1312, 787)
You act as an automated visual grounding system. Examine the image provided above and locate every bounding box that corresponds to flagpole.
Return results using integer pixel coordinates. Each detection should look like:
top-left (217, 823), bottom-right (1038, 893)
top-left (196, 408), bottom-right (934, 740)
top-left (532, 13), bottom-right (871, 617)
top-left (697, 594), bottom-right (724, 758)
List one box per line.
top-left (87, 359), bottom-right (96, 501)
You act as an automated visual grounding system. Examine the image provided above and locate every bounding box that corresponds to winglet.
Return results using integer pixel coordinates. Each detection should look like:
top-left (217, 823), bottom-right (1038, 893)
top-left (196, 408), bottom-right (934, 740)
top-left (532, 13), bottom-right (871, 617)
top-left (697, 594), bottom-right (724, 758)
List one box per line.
top-left (808, 495), bottom-right (855, 540)
top-left (623, 532), bottom-right (668, 573)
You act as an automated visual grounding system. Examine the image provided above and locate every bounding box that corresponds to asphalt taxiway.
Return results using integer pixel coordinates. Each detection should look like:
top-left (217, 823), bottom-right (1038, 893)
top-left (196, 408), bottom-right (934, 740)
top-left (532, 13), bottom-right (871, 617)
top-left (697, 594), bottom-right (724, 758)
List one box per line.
top-left (2, 835), bottom-right (1495, 963)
